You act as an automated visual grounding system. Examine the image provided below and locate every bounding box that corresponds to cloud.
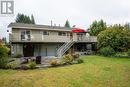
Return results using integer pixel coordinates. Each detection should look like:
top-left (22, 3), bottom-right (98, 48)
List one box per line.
top-left (0, 0), bottom-right (130, 38)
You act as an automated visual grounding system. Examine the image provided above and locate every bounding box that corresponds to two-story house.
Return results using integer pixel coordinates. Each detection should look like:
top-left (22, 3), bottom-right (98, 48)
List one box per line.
top-left (8, 23), bottom-right (97, 58)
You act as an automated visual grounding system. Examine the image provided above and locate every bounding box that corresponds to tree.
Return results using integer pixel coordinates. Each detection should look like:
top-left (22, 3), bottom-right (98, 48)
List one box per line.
top-left (2, 37), bottom-right (7, 45)
top-left (97, 26), bottom-right (130, 52)
top-left (0, 44), bottom-right (9, 68)
top-left (88, 19), bottom-right (107, 36)
top-left (31, 14), bottom-right (35, 24)
top-left (124, 23), bottom-right (130, 30)
top-left (64, 20), bottom-right (71, 28)
top-left (15, 13), bottom-right (35, 24)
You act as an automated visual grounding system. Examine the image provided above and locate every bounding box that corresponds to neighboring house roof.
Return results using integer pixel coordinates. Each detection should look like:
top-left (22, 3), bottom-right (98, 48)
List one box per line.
top-left (8, 23), bottom-right (72, 32)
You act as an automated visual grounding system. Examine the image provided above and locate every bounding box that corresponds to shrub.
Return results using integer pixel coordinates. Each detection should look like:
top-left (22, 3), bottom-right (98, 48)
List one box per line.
top-left (127, 49), bottom-right (130, 56)
top-left (29, 62), bottom-right (36, 69)
top-left (62, 54), bottom-right (74, 64)
top-left (0, 46), bottom-right (9, 68)
top-left (99, 46), bottom-right (115, 56)
top-left (13, 54), bottom-right (23, 58)
top-left (50, 59), bottom-right (58, 66)
top-left (97, 27), bottom-right (130, 52)
top-left (6, 63), bottom-right (17, 69)
top-left (77, 59), bottom-right (84, 64)
top-left (114, 52), bottom-right (128, 57)
top-left (20, 65), bottom-right (29, 70)
top-left (72, 54), bottom-right (80, 59)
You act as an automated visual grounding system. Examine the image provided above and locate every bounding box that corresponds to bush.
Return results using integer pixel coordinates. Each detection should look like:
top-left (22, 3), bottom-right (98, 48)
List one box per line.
top-left (13, 54), bottom-right (23, 58)
top-left (77, 59), bottom-right (84, 64)
top-left (0, 46), bottom-right (9, 68)
top-left (99, 46), bottom-right (115, 56)
top-left (50, 59), bottom-right (58, 66)
top-left (29, 62), bottom-right (36, 69)
top-left (62, 54), bottom-right (74, 64)
top-left (72, 54), bottom-right (80, 59)
top-left (6, 63), bottom-right (17, 69)
top-left (20, 65), bottom-right (29, 70)
top-left (127, 49), bottom-right (130, 56)
top-left (97, 27), bottom-right (130, 52)
top-left (114, 52), bottom-right (128, 57)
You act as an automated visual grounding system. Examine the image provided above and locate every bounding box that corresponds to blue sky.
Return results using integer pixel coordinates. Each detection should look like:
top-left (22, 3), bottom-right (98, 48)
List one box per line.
top-left (0, 0), bottom-right (130, 39)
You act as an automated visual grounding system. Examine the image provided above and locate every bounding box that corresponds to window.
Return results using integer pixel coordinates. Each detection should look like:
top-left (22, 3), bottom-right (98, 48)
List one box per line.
top-left (58, 32), bottom-right (66, 36)
top-left (43, 31), bottom-right (49, 35)
top-left (21, 30), bottom-right (31, 41)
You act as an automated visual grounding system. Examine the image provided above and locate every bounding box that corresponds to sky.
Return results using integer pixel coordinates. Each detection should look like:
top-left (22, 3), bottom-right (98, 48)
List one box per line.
top-left (0, 0), bottom-right (130, 39)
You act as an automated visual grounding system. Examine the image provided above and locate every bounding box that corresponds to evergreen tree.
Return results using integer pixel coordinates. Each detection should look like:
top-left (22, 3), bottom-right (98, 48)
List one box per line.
top-left (15, 13), bottom-right (35, 24)
top-left (64, 20), bottom-right (71, 28)
top-left (31, 14), bottom-right (35, 24)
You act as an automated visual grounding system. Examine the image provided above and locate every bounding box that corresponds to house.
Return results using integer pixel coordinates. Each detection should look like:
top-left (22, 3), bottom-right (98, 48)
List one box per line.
top-left (8, 23), bottom-right (97, 58)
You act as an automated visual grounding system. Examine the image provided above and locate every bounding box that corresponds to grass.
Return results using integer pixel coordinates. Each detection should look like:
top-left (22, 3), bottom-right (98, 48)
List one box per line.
top-left (0, 55), bottom-right (130, 87)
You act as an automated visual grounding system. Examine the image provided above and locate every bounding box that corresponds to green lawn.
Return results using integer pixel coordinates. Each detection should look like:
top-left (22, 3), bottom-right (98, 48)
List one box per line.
top-left (0, 56), bottom-right (130, 87)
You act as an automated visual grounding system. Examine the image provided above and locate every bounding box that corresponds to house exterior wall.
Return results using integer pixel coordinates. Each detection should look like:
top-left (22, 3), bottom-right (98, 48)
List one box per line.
top-left (11, 43), bottom-right (62, 57)
top-left (11, 44), bottom-right (23, 56)
top-left (11, 28), bottom-right (72, 43)
top-left (34, 43), bottom-right (61, 57)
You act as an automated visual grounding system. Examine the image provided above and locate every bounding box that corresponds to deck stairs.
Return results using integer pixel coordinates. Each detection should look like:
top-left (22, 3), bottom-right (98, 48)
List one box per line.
top-left (57, 39), bottom-right (75, 58)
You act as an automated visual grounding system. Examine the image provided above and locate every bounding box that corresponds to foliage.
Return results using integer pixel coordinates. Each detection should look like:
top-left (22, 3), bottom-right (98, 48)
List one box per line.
top-left (98, 26), bottom-right (130, 52)
top-left (20, 64), bottom-right (29, 70)
top-left (0, 45), bottom-right (9, 68)
top-left (99, 46), bottom-right (115, 56)
top-left (50, 59), bottom-right (58, 66)
top-left (15, 13), bottom-right (35, 24)
top-left (6, 63), bottom-right (17, 69)
top-left (2, 37), bottom-right (7, 45)
top-left (31, 14), bottom-right (35, 24)
top-left (77, 58), bottom-right (84, 64)
top-left (88, 19), bottom-right (107, 36)
top-left (127, 49), bottom-right (130, 56)
top-left (64, 20), bottom-right (71, 28)
top-left (29, 62), bottom-right (36, 69)
top-left (13, 54), bottom-right (23, 58)
top-left (72, 54), bottom-right (80, 59)
top-left (114, 52), bottom-right (128, 57)
top-left (62, 54), bottom-right (73, 64)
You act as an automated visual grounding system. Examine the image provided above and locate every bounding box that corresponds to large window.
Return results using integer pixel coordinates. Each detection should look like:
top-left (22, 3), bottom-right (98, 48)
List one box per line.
top-left (21, 30), bottom-right (31, 41)
top-left (58, 32), bottom-right (66, 36)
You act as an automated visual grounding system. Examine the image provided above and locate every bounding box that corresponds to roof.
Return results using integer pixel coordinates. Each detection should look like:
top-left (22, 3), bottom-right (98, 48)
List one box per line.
top-left (8, 23), bottom-right (72, 32)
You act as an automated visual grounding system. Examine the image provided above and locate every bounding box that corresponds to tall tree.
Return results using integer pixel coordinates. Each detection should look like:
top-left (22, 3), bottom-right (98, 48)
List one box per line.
top-left (88, 19), bottom-right (107, 36)
top-left (64, 20), bottom-right (71, 28)
top-left (15, 13), bottom-right (35, 24)
top-left (31, 14), bottom-right (35, 24)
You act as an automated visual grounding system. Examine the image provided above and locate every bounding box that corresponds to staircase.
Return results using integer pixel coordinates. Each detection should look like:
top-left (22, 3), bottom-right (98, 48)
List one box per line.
top-left (57, 39), bottom-right (75, 58)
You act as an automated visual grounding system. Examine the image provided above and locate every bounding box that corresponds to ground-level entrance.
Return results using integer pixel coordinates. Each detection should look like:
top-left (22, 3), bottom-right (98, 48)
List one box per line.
top-left (23, 44), bottom-right (34, 57)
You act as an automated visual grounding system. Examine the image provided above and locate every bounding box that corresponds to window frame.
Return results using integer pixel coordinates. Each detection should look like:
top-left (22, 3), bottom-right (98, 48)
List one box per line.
top-left (21, 30), bottom-right (31, 41)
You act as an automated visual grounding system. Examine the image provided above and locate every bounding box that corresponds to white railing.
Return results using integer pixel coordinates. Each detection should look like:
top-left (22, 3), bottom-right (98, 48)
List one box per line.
top-left (77, 36), bottom-right (97, 42)
top-left (57, 39), bottom-right (75, 58)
